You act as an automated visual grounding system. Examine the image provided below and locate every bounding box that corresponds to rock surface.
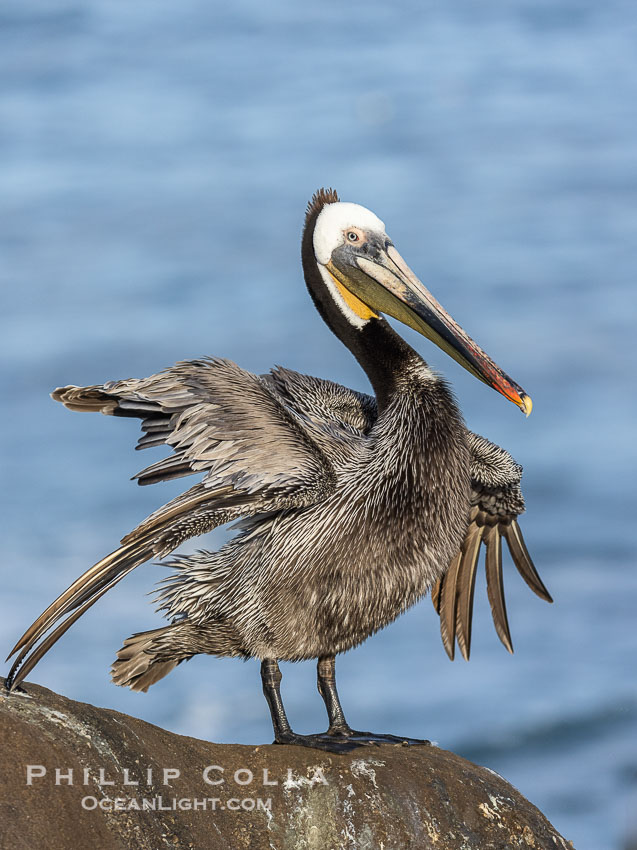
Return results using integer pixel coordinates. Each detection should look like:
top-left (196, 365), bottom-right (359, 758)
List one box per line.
top-left (1, 678), bottom-right (573, 850)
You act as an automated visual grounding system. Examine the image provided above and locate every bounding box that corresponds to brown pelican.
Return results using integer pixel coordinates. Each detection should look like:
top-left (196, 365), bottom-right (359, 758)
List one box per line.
top-left (6, 189), bottom-right (551, 751)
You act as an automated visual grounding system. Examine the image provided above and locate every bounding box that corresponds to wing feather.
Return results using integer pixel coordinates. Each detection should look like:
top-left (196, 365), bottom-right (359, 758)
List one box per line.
top-left (53, 358), bottom-right (337, 501)
top-left (433, 432), bottom-right (552, 661)
top-left (454, 519), bottom-right (485, 661)
top-left (484, 522), bottom-right (513, 654)
top-left (502, 519), bottom-right (552, 602)
top-left (7, 568), bottom-right (135, 691)
top-left (431, 577), bottom-right (442, 614)
top-left (8, 358), bottom-right (345, 690)
top-left (438, 551), bottom-right (462, 660)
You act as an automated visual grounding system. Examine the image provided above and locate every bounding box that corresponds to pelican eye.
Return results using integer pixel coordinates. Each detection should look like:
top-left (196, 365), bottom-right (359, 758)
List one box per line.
top-left (346, 231), bottom-right (359, 243)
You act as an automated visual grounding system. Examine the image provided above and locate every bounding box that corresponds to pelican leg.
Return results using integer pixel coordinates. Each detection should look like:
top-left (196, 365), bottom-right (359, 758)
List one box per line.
top-left (316, 655), bottom-right (430, 747)
top-left (316, 655), bottom-right (349, 734)
top-left (261, 659), bottom-right (293, 740)
top-left (260, 658), bottom-right (362, 753)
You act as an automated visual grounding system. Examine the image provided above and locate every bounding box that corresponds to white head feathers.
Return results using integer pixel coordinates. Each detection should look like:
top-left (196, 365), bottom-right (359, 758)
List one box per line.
top-left (313, 202), bottom-right (386, 265)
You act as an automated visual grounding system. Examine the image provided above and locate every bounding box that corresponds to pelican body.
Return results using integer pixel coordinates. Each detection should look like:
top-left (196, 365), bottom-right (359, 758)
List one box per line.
top-left (6, 189), bottom-right (551, 751)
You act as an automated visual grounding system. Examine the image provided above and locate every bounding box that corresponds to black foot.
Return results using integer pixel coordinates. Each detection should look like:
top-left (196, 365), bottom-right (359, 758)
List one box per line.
top-left (330, 728), bottom-right (431, 747)
top-left (273, 731), bottom-right (381, 753)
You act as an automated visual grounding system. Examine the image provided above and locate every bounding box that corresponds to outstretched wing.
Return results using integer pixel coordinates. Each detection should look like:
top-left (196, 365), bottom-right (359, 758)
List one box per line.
top-left (6, 358), bottom-right (337, 691)
top-left (431, 433), bottom-right (552, 661)
top-left (53, 357), bottom-right (335, 499)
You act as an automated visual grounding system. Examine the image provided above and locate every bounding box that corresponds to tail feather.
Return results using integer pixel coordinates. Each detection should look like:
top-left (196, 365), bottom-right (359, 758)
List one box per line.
top-left (111, 627), bottom-right (184, 692)
top-left (110, 620), bottom-right (247, 692)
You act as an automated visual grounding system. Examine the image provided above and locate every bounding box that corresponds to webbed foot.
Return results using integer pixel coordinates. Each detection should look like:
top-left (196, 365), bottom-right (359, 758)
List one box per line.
top-left (273, 730), bottom-right (381, 753)
top-left (329, 727), bottom-right (430, 746)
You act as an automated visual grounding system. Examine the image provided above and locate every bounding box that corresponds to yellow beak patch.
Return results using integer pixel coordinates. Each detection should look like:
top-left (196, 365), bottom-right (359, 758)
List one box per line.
top-left (327, 268), bottom-right (379, 322)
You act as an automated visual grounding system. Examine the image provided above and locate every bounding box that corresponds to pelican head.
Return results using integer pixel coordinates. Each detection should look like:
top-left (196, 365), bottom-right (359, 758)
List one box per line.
top-left (312, 199), bottom-right (532, 415)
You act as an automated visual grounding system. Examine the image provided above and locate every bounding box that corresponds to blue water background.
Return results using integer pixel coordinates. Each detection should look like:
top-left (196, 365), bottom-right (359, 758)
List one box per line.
top-left (1, 2), bottom-right (636, 847)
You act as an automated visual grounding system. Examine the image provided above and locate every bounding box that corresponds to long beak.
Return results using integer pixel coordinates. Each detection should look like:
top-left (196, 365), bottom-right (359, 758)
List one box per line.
top-left (326, 244), bottom-right (532, 415)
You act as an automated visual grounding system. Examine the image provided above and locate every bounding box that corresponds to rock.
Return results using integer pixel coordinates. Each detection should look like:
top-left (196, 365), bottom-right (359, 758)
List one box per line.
top-left (0, 678), bottom-right (573, 849)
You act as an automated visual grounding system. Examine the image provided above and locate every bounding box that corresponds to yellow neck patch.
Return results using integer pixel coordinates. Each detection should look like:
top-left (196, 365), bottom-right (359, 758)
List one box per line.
top-left (327, 269), bottom-right (379, 322)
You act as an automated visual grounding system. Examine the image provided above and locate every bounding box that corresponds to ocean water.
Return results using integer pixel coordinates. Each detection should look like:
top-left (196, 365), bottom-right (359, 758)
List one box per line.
top-left (1, 2), bottom-right (636, 847)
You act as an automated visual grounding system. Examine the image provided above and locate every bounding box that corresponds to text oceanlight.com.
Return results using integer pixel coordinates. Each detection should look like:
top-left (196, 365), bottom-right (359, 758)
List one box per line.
top-left (81, 796), bottom-right (272, 812)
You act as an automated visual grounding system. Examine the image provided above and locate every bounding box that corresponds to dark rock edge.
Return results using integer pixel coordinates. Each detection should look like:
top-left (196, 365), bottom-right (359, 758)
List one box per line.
top-left (0, 678), bottom-right (574, 850)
